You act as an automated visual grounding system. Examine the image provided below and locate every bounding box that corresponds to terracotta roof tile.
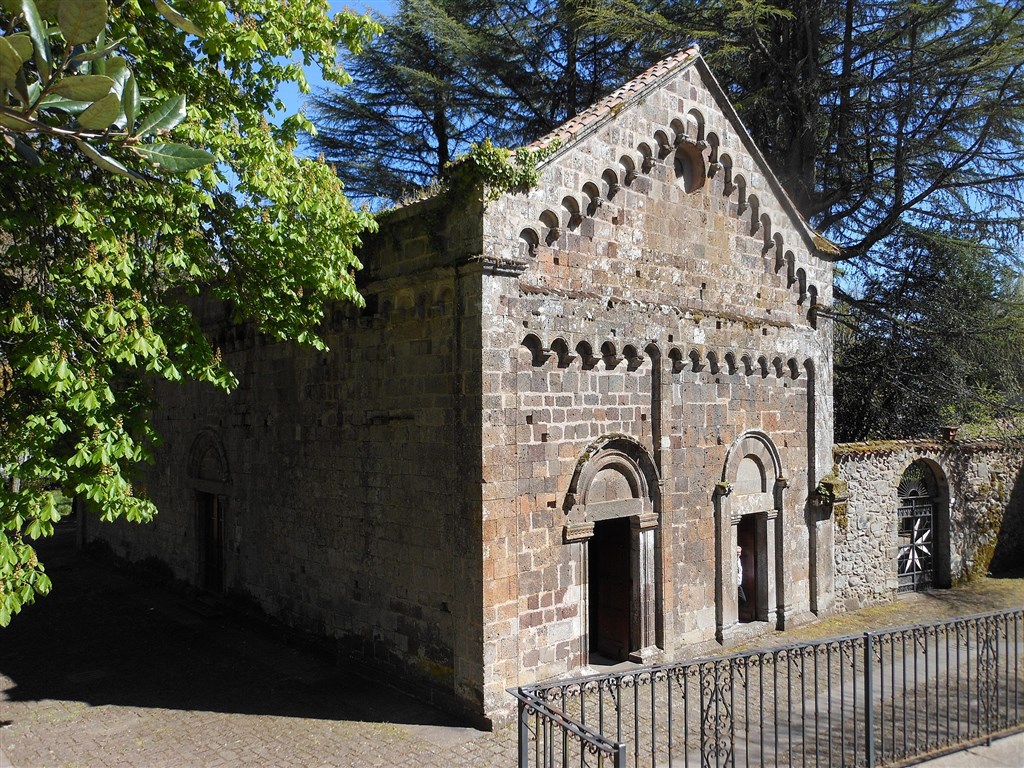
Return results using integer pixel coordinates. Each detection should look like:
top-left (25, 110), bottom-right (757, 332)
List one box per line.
top-left (526, 46), bottom-right (701, 151)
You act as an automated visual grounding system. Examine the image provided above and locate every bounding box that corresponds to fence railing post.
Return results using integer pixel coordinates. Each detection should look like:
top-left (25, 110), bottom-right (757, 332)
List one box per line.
top-left (518, 692), bottom-right (531, 768)
top-left (614, 741), bottom-right (627, 768)
top-left (864, 631), bottom-right (875, 768)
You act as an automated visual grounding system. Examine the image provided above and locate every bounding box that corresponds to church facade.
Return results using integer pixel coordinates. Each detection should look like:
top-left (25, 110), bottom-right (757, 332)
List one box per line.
top-left (95, 48), bottom-right (844, 725)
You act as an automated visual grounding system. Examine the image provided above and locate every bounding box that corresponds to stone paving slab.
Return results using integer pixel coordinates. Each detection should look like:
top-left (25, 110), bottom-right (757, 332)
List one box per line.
top-left (0, 531), bottom-right (517, 768)
top-left (3, 529), bottom-right (1023, 768)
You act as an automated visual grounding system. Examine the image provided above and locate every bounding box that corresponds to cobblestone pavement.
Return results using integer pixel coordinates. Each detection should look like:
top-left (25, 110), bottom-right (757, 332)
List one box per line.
top-left (2, 529), bottom-right (1022, 768)
top-left (0, 530), bottom-right (517, 768)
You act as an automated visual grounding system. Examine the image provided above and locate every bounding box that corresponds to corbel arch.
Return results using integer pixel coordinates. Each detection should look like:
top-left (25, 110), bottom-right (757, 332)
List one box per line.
top-left (582, 181), bottom-right (602, 216)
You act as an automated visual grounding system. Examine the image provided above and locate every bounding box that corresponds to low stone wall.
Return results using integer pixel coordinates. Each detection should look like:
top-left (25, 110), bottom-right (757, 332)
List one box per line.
top-left (833, 438), bottom-right (1024, 612)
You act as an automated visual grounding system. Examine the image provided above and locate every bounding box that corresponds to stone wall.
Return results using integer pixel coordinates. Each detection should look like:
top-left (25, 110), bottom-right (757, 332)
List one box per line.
top-left (92, 195), bottom-right (495, 723)
top-left (833, 438), bottom-right (1024, 611)
top-left (477, 55), bottom-right (836, 714)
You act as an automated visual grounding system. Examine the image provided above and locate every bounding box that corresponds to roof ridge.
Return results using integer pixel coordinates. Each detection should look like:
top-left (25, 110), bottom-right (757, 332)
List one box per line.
top-left (525, 45), bottom-right (701, 151)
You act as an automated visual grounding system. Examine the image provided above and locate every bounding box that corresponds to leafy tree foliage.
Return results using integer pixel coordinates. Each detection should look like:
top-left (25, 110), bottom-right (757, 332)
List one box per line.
top-left (0, 0), bottom-right (379, 625)
top-left (309, 0), bottom-right (640, 206)
top-left (834, 227), bottom-right (1024, 441)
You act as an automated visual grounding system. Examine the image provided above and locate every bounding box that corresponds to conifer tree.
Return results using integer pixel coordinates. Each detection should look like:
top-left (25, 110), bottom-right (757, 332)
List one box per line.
top-left (309, 0), bottom-right (641, 206)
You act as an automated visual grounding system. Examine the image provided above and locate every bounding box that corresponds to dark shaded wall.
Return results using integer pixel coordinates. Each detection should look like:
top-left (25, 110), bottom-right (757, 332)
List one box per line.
top-left (94, 195), bottom-right (491, 722)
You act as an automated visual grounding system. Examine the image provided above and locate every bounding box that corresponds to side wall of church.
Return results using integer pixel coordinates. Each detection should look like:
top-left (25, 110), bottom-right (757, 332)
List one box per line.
top-left (477, 58), bottom-right (836, 717)
top-left (91, 196), bottom-right (493, 723)
top-left (834, 439), bottom-right (1024, 611)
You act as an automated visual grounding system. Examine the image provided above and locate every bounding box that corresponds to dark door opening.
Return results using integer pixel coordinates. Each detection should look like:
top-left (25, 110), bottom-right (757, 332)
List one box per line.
top-left (198, 492), bottom-right (224, 593)
top-left (737, 516), bottom-right (758, 623)
top-left (589, 517), bottom-right (632, 661)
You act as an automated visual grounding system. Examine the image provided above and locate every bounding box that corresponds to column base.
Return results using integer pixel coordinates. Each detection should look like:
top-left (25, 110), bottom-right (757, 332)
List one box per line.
top-left (628, 645), bottom-right (662, 664)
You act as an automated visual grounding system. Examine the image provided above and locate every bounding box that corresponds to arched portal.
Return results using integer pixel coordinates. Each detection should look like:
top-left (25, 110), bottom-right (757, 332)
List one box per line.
top-left (896, 461), bottom-right (950, 592)
top-left (716, 431), bottom-right (786, 640)
top-left (563, 437), bottom-right (661, 664)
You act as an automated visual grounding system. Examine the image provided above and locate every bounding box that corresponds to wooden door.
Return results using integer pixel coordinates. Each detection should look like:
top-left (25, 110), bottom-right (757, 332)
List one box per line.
top-left (589, 517), bottom-right (632, 661)
top-left (199, 492), bottom-right (224, 593)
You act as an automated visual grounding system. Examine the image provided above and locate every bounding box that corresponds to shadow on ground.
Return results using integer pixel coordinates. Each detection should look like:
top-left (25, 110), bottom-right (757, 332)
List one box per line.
top-left (1, 528), bottom-right (471, 730)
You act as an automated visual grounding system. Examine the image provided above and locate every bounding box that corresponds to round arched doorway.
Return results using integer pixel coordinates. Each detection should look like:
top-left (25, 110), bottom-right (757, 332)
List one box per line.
top-left (896, 461), bottom-right (944, 593)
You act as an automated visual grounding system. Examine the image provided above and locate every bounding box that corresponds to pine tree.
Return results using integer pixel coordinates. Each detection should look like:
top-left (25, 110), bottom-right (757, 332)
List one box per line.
top-left (309, 0), bottom-right (642, 207)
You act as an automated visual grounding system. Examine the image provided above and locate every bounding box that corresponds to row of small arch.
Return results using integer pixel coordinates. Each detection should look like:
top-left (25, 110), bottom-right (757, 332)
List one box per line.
top-left (523, 334), bottom-right (811, 379)
top-left (517, 107), bottom-right (820, 320)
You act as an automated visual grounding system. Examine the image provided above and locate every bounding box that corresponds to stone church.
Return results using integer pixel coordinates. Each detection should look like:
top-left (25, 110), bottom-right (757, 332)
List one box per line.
top-left (94, 46), bottom-right (843, 725)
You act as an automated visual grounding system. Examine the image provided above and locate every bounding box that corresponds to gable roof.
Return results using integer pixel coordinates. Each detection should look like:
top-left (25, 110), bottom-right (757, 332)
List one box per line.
top-left (525, 46), bottom-right (702, 152)
top-left (523, 46), bottom-right (839, 259)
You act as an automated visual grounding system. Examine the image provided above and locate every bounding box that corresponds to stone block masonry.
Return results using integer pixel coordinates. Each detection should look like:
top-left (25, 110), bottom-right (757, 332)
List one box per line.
top-left (92, 49), bottom-right (844, 727)
top-left (833, 438), bottom-right (1024, 611)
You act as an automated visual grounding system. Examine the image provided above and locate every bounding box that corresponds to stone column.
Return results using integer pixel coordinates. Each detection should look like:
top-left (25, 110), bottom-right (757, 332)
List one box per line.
top-left (763, 510), bottom-right (778, 628)
top-left (811, 474), bottom-right (846, 615)
top-left (773, 478), bottom-right (790, 628)
top-left (714, 484), bottom-right (737, 642)
top-left (630, 510), bottom-right (660, 662)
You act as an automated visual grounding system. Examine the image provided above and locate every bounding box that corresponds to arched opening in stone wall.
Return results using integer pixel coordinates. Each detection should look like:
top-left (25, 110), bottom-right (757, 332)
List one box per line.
top-left (188, 429), bottom-right (231, 593)
top-left (896, 460), bottom-right (950, 592)
top-left (991, 464), bottom-right (1024, 573)
top-left (716, 431), bottom-right (785, 640)
top-left (563, 437), bottom-right (661, 664)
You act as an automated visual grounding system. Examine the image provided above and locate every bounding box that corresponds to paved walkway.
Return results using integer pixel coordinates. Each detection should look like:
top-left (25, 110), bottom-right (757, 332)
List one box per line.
top-left (2, 529), bottom-right (1022, 767)
top-left (916, 730), bottom-right (1023, 767)
top-left (0, 530), bottom-right (517, 767)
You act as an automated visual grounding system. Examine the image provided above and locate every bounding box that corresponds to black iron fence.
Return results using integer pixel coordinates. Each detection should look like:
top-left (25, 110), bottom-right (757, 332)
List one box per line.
top-left (511, 608), bottom-right (1024, 768)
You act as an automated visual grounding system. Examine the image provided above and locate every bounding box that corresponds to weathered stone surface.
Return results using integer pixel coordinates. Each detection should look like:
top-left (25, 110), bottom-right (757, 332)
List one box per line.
top-left (833, 439), bottom-right (1024, 611)
top-left (94, 50), bottom-right (841, 726)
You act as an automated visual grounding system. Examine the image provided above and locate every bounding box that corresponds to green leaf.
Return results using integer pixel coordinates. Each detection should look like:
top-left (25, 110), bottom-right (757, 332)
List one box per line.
top-left (37, 93), bottom-right (93, 114)
top-left (12, 135), bottom-right (41, 165)
top-left (76, 91), bottom-right (119, 129)
top-left (21, 0), bottom-right (51, 82)
top-left (34, 0), bottom-right (57, 19)
top-left (153, 0), bottom-right (204, 37)
top-left (25, 356), bottom-right (45, 376)
top-left (0, 37), bottom-right (24, 90)
top-left (7, 33), bottom-right (34, 63)
top-left (51, 74), bottom-right (114, 101)
top-left (122, 72), bottom-right (138, 130)
top-left (104, 56), bottom-right (129, 98)
top-left (75, 139), bottom-right (136, 178)
top-left (57, 0), bottom-right (108, 45)
top-left (135, 94), bottom-right (185, 137)
top-left (70, 37), bottom-right (124, 62)
top-left (134, 142), bottom-right (216, 171)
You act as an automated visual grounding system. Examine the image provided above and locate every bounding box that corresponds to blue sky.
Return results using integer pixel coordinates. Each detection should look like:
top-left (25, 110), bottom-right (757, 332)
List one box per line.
top-left (274, 1), bottom-right (395, 127)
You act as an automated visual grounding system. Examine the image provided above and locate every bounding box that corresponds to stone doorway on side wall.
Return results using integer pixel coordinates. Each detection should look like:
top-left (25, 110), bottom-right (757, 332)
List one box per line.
top-left (589, 516), bottom-right (632, 661)
top-left (197, 491), bottom-right (225, 593)
top-left (188, 429), bottom-right (231, 594)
